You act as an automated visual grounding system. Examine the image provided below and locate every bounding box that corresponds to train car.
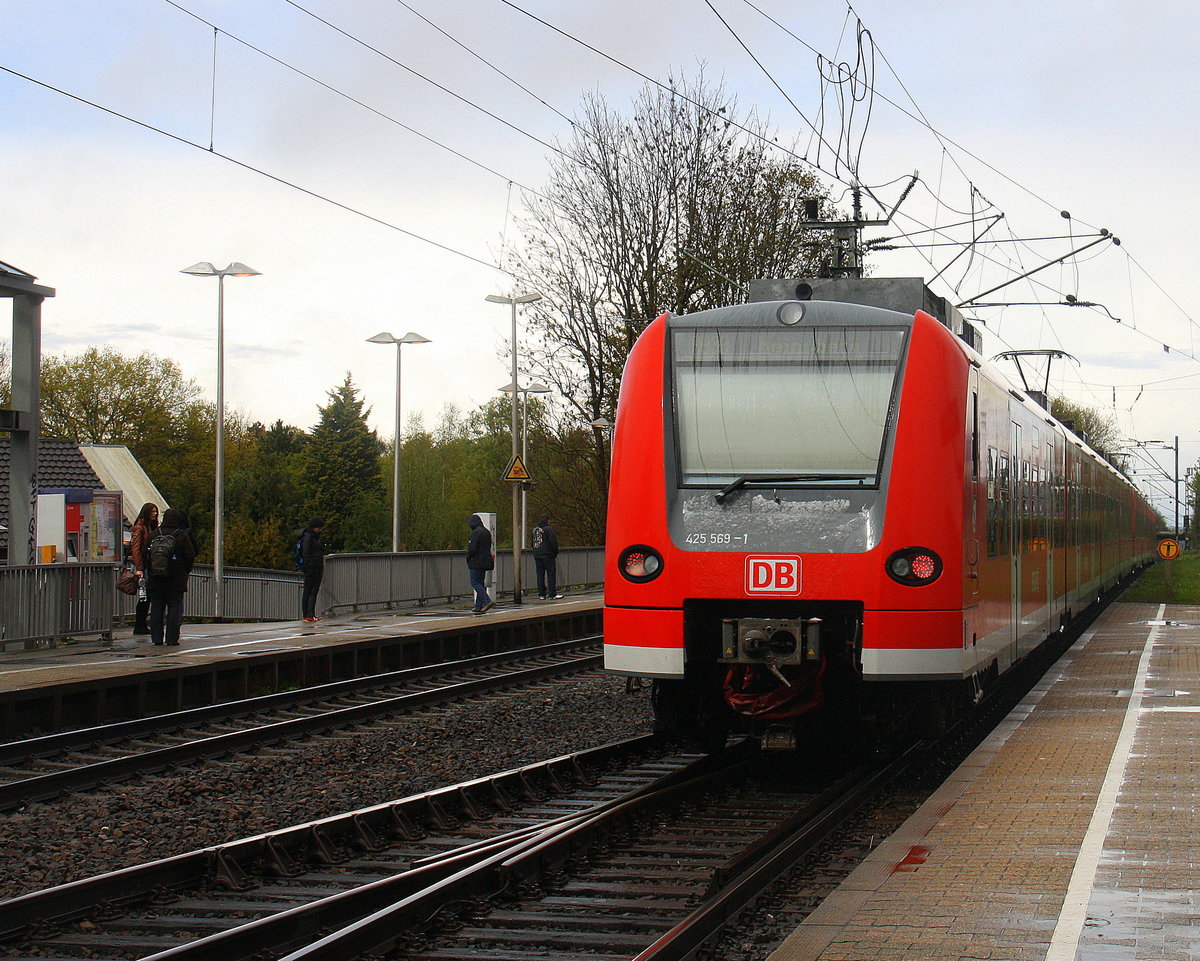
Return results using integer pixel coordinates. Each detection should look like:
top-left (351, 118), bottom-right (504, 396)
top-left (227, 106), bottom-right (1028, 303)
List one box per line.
top-left (603, 290), bottom-right (1157, 749)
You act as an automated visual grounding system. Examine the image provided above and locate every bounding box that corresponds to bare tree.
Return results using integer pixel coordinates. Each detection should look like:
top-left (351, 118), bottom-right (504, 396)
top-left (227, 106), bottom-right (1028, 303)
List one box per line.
top-left (502, 74), bottom-right (834, 535)
top-left (0, 339), bottom-right (10, 409)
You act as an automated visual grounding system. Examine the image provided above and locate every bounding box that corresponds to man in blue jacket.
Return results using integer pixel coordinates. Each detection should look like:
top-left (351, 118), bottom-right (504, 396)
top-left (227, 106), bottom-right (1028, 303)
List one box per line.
top-left (466, 514), bottom-right (494, 614)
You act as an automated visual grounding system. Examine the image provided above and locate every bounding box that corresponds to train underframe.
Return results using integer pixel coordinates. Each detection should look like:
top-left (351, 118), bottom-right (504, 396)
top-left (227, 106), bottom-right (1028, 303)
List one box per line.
top-left (651, 599), bottom-right (979, 752)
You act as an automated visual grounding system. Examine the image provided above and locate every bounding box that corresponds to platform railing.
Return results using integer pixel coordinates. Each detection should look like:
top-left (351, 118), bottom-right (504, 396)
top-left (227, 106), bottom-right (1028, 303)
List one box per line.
top-left (0, 563), bottom-right (116, 652)
top-left (317, 546), bottom-right (605, 615)
top-left (1, 547), bottom-right (605, 651)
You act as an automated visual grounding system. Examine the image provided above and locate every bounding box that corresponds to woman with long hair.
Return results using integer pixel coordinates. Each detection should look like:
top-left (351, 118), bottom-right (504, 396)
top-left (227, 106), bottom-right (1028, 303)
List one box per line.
top-left (129, 502), bottom-right (159, 636)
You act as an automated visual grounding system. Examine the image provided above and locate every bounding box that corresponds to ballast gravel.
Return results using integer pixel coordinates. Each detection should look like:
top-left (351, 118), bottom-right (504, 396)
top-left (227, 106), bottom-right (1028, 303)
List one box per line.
top-left (0, 673), bottom-right (653, 901)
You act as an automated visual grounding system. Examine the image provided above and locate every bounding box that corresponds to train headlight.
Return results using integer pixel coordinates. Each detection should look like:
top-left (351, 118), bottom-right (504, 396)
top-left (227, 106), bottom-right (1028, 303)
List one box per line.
top-left (886, 547), bottom-right (943, 585)
top-left (619, 545), bottom-right (663, 583)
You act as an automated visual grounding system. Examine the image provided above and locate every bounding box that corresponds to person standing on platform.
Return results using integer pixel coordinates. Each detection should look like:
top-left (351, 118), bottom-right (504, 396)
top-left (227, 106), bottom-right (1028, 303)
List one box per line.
top-left (145, 507), bottom-right (196, 647)
top-left (466, 514), bottom-right (494, 614)
top-left (532, 515), bottom-right (561, 599)
top-left (129, 502), bottom-right (159, 635)
top-left (299, 518), bottom-right (326, 623)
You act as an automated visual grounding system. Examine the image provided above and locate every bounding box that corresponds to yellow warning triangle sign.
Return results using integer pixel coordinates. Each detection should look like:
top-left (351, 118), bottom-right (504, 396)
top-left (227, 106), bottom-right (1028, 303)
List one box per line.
top-left (503, 454), bottom-right (532, 482)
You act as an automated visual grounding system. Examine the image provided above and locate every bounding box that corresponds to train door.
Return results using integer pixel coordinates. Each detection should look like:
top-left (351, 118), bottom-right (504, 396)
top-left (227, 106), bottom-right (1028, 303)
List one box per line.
top-left (1046, 438), bottom-right (1060, 627)
top-left (1009, 421), bottom-right (1022, 662)
top-left (1080, 458), bottom-right (1089, 599)
top-left (967, 383), bottom-right (980, 598)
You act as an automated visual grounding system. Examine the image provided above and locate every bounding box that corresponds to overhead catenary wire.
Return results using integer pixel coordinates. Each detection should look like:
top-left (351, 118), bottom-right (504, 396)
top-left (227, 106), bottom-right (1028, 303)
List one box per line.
top-left (8, 0), bottom-right (1200, 405)
top-left (0, 62), bottom-right (504, 274)
top-left (161, 0), bottom-right (544, 195)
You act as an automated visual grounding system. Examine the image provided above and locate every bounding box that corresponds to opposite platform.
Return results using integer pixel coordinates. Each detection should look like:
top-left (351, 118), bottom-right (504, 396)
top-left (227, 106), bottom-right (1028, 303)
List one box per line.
top-left (0, 591), bottom-right (602, 737)
top-left (770, 600), bottom-right (1200, 961)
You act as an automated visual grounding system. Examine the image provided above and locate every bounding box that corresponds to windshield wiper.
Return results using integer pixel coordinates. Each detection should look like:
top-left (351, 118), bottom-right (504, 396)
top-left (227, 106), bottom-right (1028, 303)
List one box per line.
top-left (715, 474), bottom-right (826, 503)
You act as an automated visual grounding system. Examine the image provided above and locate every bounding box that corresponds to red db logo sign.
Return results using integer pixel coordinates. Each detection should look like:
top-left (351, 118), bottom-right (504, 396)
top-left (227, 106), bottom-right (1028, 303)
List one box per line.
top-left (745, 556), bottom-right (802, 595)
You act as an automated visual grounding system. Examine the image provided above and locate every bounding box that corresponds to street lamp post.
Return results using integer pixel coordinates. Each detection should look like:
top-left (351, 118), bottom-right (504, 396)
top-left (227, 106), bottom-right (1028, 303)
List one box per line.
top-left (500, 380), bottom-right (551, 546)
top-left (485, 291), bottom-right (541, 604)
top-left (181, 261), bottom-right (260, 620)
top-left (367, 331), bottom-right (431, 553)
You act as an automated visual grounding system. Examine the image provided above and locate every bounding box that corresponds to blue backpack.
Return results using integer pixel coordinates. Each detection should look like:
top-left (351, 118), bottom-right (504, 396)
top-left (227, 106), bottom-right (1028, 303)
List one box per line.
top-left (290, 532), bottom-right (304, 570)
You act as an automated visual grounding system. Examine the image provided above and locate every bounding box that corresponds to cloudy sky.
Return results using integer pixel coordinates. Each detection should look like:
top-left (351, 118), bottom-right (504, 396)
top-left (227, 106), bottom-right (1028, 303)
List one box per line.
top-left (3, 0), bottom-right (1198, 519)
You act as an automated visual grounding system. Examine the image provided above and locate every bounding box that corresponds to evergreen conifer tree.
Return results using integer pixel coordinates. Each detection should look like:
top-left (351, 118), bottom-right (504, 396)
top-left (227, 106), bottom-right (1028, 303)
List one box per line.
top-left (303, 374), bottom-right (387, 551)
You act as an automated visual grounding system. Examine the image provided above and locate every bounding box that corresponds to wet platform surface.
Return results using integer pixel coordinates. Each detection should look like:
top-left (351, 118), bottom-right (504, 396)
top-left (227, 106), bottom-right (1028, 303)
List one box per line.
top-left (770, 600), bottom-right (1200, 961)
top-left (0, 591), bottom-right (602, 736)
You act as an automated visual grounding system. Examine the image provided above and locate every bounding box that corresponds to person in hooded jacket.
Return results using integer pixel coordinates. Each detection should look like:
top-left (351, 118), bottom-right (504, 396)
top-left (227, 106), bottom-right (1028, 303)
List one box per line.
top-left (466, 514), bottom-right (494, 614)
top-left (298, 518), bottom-right (326, 622)
top-left (531, 515), bottom-right (562, 599)
top-left (129, 502), bottom-right (159, 635)
top-left (145, 507), bottom-right (197, 647)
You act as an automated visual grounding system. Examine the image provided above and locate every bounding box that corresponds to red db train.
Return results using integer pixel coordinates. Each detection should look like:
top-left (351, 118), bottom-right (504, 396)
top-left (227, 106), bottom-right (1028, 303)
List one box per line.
top-left (603, 285), bottom-right (1156, 748)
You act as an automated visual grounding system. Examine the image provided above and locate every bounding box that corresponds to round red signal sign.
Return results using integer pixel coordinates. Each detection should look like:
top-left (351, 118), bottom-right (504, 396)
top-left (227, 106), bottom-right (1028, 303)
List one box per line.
top-left (1157, 538), bottom-right (1181, 560)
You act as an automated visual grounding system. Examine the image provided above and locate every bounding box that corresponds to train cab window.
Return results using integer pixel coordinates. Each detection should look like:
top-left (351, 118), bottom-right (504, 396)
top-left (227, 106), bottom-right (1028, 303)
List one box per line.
top-left (671, 326), bottom-right (907, 487)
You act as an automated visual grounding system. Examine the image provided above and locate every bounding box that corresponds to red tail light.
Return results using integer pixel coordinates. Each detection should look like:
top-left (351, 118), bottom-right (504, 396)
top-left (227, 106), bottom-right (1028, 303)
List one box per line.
top-left (619, 545), bottom-right (663, 582)
top-left (886, 547), bottom-right (943, 585)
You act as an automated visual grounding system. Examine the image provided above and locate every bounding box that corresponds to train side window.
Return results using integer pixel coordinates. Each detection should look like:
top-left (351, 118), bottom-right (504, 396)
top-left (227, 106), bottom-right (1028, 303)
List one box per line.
top-left (971, 392), bottom-right (980, 481)
top-left (986, 446), bottom-right (999, 557)
top-left (999, 452), bottom-right (1010, 557)
top-left (1021, 460), bottom-right (1030, 551)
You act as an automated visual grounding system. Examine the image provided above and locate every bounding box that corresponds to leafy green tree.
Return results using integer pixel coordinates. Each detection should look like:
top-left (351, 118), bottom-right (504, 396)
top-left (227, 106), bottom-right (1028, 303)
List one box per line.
top-left (1051, 397), bottom-right (1123, 458)
top-left (223, 420), bottom-right (310, 568)
top-left (31, 346), bottom-right (221, 547)
top-left (303, 374), bottom-right (387, 552)
top-left (39, 347), bottom-right (205, 445)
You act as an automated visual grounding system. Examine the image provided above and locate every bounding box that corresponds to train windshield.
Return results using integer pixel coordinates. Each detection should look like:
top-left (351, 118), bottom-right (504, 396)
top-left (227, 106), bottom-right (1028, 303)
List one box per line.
top-left (672, 325), bottom-right (907, 487)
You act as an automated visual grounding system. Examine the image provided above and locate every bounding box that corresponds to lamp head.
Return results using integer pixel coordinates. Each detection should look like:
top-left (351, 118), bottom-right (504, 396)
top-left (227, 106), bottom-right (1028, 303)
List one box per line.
top-left (181, 262), bottom-right (218, 277)
top-left (485, 291), bottom-right (541, 305)
top-left (181, 261), bottom-right (260, 278)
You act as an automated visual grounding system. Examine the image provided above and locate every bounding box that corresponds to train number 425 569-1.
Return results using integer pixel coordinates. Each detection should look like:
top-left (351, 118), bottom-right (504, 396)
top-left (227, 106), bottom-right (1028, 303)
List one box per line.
top-left (684, 532), bottom-right (748, 545)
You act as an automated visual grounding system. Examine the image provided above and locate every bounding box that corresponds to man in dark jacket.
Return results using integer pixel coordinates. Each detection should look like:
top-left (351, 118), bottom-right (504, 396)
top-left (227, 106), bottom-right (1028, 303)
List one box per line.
top-left (145, 507), bottom-right (197, 647)
top-left (299, 518), bottom-right (326, 622)
top-left (531, 515), bottom-right (562, 599)
top-left (466, 514), bottom-right (494, 614)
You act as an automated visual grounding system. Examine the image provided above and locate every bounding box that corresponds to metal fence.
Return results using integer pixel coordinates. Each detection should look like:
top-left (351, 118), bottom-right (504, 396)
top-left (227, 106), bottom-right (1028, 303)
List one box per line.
top-left (0, 563), bottom-right (116, 653)
top-left (1, 547), bottom-right (605, 651)
top-left (319, 547), bottom-right (605, 614)
top-left (123, 564), bottom-right (306, 622)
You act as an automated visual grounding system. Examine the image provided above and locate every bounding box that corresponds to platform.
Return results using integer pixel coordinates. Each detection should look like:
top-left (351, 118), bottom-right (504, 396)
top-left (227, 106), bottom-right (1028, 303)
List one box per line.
top-left (0, 591), bottom-right (602, 738)
top-left (769, 600), bottom-right (1200, 961)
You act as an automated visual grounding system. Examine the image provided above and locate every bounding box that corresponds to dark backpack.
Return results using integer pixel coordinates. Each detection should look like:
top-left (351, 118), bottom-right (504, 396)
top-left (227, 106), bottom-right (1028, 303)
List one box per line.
top-left (147, 531), bottom-right (176, 577)
top-left (291, 531), bottom-right (305, 570)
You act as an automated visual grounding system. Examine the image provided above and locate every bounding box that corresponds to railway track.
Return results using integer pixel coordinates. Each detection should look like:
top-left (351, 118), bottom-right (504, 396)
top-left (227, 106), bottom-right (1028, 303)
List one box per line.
top-left (0, 732), bottom-right (916, 961)
top-left (0, 735), bottom-right (701, 959)
top-left (0, 638), bottom-right (601, 811)
top-left (1, 601), bottom-right (1119, 960)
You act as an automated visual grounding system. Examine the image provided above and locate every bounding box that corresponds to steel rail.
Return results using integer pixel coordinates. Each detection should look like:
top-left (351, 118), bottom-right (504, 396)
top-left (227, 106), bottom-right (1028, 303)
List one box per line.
top-left (0, 636), bottom-right (601, 766)
top-left (131, 747), bottom-right (739, 961)
top-left (276, 743), bottom-right (764, 961)
top-left (631, 744), bottom-right (925, 961)
top-left (0, 644), bottom-right (601, 810)
top-left (0, 734), bottom-right (667, 945)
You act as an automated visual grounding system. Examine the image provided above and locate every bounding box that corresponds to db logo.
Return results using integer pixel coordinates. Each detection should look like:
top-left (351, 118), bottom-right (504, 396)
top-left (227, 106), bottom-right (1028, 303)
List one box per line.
top-left (745, 556), bottom-right (803, 595)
